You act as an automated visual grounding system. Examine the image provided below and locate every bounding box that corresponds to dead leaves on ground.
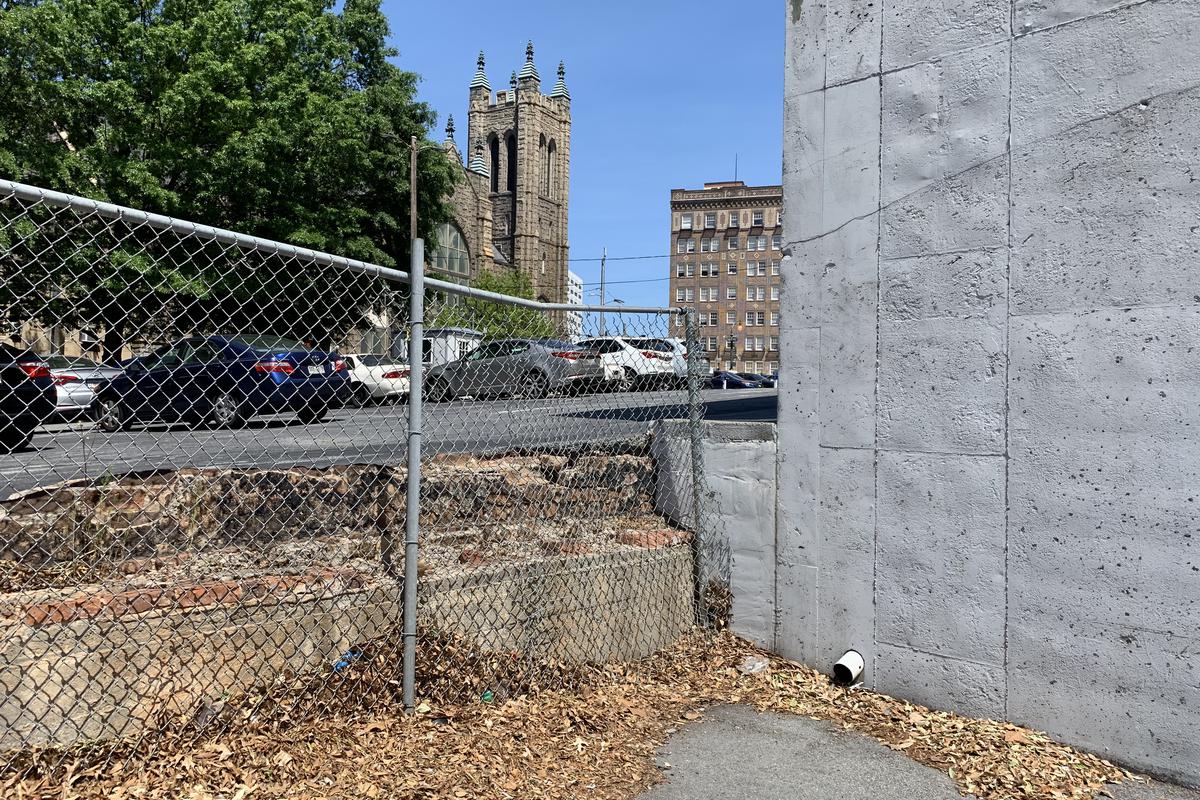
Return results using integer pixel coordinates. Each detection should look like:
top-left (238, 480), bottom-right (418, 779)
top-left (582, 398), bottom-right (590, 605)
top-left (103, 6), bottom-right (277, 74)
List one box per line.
top-left (5, 632), bottom-right (1134, 800)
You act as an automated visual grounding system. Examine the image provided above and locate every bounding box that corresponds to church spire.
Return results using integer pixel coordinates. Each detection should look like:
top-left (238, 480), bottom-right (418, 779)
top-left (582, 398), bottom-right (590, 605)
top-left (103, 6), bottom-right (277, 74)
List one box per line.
top-left (468, 138), bottom-right (489, 178)
top-left (469, 50), bottom-right (490, 92)
top-left (517, 40), bottom-right (540, 83)
top-left (549, 61), bottom-right (570, 101)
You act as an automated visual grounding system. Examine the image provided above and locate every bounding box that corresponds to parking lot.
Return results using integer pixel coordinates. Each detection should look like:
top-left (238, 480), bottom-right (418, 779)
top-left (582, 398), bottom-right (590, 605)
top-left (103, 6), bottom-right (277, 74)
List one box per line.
top-left (1, 388), bottom-right (777, 498)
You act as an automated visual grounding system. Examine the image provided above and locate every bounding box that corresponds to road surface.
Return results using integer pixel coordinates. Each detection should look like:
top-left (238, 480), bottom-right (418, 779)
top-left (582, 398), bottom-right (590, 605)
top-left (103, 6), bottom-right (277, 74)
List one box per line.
top-left (1, 388), bottom-right (777, 498)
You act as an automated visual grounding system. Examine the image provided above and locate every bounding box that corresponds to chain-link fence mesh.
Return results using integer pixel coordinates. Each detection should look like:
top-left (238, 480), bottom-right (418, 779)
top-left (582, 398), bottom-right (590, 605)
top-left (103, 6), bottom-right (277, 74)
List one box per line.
top-left (0, 180), bottom-right (727, 779)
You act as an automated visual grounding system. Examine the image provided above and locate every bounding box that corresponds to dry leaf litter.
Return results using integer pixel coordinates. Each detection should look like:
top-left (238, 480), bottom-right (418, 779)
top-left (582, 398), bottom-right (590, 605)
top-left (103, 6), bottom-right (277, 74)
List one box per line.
top-left (3, 631), bottom-right (1137, 800)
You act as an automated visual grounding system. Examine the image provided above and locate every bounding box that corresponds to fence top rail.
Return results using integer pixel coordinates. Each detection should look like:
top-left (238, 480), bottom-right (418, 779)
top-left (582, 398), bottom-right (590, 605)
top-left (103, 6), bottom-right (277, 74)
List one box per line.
top-left (0, 177), bottom-right (681, 317)
top-left (0, 178), bottom-right (411, 285)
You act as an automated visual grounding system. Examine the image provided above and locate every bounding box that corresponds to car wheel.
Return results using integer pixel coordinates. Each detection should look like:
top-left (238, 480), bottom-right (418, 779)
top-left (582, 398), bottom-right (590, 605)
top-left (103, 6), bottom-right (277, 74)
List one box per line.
top-left (618, 367), bottom-right (638, 392)
top-left (210, 390), bottom-right (245, 429)
top-left (96, 398), bottom-right (130, 432)
top-left (0, 421), bottom-right (34, 453)
top-left (427, 378), bottom-right (452, 403)
top-left (351, 383), bottom-right (372, 408)
top-left (525, 371), bottom-right (550, 399)
top-left (297, 403), bottom-right (329, 424)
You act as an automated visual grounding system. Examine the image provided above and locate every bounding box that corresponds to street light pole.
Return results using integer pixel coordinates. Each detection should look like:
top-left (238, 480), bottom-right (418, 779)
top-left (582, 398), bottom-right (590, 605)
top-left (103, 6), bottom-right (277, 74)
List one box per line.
top-left (598, 247), bottom-right (607, 337)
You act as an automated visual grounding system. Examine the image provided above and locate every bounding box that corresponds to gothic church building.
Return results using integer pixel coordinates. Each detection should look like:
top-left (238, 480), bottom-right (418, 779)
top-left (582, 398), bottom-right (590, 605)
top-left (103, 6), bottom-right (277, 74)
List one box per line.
top-left (432, 43), bottom-right (571, 304)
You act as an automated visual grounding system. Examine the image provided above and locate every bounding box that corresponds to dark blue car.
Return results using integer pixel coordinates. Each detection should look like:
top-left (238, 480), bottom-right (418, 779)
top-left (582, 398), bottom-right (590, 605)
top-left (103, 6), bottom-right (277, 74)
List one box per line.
top-left (1, 343), bottom-right (56, 451)
top-left (94, 335), bottom-right (351, 431)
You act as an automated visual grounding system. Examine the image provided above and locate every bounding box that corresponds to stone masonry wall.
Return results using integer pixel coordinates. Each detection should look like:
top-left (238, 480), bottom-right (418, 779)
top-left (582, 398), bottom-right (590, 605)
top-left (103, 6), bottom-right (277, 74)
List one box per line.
top-left (778, 0), bottom-right (1200, 785)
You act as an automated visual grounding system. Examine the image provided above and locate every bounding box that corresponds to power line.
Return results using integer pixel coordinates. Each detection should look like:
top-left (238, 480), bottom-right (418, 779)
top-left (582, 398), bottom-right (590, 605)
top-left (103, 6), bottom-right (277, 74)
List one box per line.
top-left (568, 253), bottom-right (672, 263)
top-left (580, 276), bottom-right (671, 287)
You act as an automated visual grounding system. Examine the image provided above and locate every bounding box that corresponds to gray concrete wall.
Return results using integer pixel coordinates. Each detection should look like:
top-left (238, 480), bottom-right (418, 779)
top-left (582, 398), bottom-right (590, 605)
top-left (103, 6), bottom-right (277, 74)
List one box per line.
top-left (654, 420), bottom-right (778, 649)
top-left (778, 0), bottom-right (1200, 785)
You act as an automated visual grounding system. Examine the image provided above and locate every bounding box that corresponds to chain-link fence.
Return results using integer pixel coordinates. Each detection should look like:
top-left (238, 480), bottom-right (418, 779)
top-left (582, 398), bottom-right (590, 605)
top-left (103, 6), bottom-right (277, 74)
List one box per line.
top-left (0, 179), bottom-right (725, 777)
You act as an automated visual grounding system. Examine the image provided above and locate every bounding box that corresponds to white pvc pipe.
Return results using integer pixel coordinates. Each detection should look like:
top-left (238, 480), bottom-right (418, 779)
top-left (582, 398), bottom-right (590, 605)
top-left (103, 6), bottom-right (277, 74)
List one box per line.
top-left (833, 650), bottom-right (864, 685)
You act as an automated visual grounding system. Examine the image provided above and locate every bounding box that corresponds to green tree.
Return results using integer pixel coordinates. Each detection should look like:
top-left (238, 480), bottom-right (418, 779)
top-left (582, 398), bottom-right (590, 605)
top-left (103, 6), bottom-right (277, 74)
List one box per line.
top-left (431, 270), bottom-right (558, 341)
top-left (0, 0), bottom-right (455, 354)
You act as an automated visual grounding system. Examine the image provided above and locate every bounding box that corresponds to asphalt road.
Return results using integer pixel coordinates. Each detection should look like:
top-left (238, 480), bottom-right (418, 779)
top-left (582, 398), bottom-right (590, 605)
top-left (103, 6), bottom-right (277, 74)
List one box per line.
top-left (0, 388), bottom-right (777, 498)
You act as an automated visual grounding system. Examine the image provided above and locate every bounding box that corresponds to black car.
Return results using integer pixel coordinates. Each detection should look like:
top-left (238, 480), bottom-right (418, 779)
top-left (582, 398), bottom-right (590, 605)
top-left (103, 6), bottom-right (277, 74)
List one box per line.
top-left (737, 372), bottom-right (776, 388)
top-left (0, 344), bottom-right (56, 452)
top-left (708, 371), bottom-right (762, 389)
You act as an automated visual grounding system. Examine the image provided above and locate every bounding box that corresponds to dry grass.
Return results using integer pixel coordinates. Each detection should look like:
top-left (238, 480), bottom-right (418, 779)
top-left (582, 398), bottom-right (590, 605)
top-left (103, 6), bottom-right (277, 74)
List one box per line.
top-left (3, 632), bottom-right (1135, 800)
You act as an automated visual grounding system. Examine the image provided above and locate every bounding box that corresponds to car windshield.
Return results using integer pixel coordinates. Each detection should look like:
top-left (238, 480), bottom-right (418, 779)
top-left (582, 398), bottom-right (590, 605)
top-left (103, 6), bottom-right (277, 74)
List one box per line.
top-left (46, 355), bottom-right (100, 369)
top-left (533, 339), bottom-right (578, 350)
top-left (233, 335), bottom-right (306, 355)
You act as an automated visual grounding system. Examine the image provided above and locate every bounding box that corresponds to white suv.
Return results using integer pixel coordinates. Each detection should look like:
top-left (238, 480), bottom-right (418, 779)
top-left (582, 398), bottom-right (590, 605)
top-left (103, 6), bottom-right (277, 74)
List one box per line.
top-left (577, 336), bottom-right (676, 391)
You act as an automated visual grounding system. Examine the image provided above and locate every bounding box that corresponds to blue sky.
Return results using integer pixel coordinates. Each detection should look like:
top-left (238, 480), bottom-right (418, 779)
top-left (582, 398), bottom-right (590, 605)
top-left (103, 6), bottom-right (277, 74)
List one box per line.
top-left (383, 0), bottom-right (785, 309)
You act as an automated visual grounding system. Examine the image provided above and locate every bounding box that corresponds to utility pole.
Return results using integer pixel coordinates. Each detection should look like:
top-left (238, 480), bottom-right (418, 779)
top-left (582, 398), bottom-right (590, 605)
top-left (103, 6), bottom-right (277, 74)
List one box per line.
top-left (598, 247), bottom-right (607, 337)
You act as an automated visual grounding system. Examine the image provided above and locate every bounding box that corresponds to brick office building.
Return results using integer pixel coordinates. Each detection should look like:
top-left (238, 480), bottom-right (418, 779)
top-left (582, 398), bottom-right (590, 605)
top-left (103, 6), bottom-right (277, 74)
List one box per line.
top-left (668, 181), bottom-right (783, 374)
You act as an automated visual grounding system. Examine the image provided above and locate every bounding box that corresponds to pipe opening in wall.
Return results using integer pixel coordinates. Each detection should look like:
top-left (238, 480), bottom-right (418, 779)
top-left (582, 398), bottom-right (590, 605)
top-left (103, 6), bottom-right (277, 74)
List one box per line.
top-left (832, 649), bottom-right (864, 686)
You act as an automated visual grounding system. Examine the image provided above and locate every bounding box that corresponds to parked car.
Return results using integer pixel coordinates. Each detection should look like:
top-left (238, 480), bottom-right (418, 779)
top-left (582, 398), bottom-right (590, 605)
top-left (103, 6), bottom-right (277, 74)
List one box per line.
top-left (94, 335), bottom-right (351, 431)
top-left (344, 353), bottom-right (410, 406)
top-left (737, 372), bottom-right (776, 388)
top-left (708, 371), bottom-right (763, 389)
top-left (425, 339), bottom-right (606, 401)
top-left (44, 355), bottom-right (124, 417)
top-left (0, 344), bottom-right (56, 452)
top-left (576, 336), bottom-right (675, 391)
top-left (624, 337), bottom-right (689, 388)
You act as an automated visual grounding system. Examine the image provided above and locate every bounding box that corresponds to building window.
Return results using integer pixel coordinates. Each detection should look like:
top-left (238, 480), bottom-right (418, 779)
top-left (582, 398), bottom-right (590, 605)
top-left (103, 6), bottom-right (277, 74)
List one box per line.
top-left (770, 260), bottom-right (780, 275)
top-left (745, 311), bottom-right (755, 326)
top-left (676, 240), bottom-right (685, 254)
top-left (770, 312), bottom-right (780, 326)
top-left (726, 286), bottom-right (737, 300)
top-left (505, 132), bottom-right (517, 193)
top-left (745, 286), bottom-right (764, 301)
top-left (676, 288), bottom-right (685, 302)
top-left (772, 234), bottom-right (782, 250)
top-left (771, 286), bottom-right (779, 301)
top-left (757, 311), bottom-right (766, 325)
top-left (686, 239), bottom-right (696, 254)
top-left (728, 212), bottom-right (739, 228)
top-left (489, 135), bottom-right (500, 193)
top-left (431, 222), bottom-right (471, 276)
top-left (705, 212), bottom-right (716, 229)
top-left (681, 213), bottom-right (693, 230)
top-left (728, 237), bottom-right (739, 250)
top-left (676, 263), bottom-right (685, 277)
top-left (546, 140), bottom-right (557, 198)
top-left (687, 264), bottom-right (695, 277)
top-left (726, 310), bottom-right (736, 325)
top-left (685, 287), bottom-right (694, 302)
top-left (766, 361), bottom-right (777, 373)
top-left (727, 263), bottom-right (738, 275)
top-left (701, 238), bottom-right (713, 253)
top-left (769, 336), bottom-right (779, 352)
top-left (725, 360), bottom-right (736, 370)
top-left (752, 209), bottom-right (764, 226)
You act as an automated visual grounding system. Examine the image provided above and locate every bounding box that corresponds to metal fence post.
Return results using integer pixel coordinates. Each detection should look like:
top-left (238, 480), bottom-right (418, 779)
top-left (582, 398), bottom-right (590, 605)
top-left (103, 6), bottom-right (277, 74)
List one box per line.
top-left (683, 307), bottom-right (707, 627)
top-left (402, 237), bottom-right (424, 713)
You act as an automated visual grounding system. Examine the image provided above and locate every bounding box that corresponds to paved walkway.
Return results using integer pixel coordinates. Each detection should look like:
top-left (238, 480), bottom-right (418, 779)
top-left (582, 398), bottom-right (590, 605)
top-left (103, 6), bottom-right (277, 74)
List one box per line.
top-left (637, 705), bottom-right (1200, 800)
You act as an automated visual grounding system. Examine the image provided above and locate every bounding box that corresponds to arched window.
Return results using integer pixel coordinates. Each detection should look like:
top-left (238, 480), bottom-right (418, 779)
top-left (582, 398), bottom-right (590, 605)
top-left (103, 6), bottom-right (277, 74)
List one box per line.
top-left (431, 221), bottom-right (470, 277)
top-left (505, 132), bottom-right (517, 193)
top-left (488, 135), bottom-right (500, 193)
top-left (546, 139), bottom-right (557, 199)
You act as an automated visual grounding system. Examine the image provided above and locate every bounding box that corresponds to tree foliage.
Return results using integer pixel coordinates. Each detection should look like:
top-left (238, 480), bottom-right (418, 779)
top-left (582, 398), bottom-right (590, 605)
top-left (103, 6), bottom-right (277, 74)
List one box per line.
top-left (430, 270), bottom-right (559, 341)
top-left (0, 0), bottom-right (456, 351)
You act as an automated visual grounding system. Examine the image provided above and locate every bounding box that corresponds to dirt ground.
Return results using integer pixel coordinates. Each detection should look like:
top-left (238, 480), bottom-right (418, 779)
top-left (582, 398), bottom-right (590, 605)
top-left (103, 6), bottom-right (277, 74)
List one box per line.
top-left (3, 632), bottom-right (1134, 800)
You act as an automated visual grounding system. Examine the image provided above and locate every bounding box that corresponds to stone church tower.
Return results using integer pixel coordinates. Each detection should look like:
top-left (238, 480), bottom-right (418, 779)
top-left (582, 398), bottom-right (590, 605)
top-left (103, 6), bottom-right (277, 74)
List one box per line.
top-left (462, 43), bottom-right (571, 303)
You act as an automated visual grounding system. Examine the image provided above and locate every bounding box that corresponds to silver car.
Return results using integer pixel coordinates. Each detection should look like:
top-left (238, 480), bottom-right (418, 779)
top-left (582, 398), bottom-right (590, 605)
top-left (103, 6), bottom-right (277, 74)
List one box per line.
top-left (425, 339), bottom-right (606, 401)
top-left (45, 355), bottom-right (124, 417)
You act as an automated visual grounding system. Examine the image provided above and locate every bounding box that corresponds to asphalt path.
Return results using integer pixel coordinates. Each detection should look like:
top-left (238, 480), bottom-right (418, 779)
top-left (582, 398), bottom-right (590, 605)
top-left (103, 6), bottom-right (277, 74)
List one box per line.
top-left (0, 388), bottom-right (777, 498)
